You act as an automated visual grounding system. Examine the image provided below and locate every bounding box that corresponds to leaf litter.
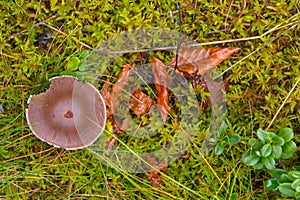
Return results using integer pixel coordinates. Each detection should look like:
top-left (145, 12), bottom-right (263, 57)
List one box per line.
top-left (129, 88), bottom-right (156, 117)
top-left (100, 47), bottom-right (240, 186)
top-left (151, 56), bottom-right (171, 122)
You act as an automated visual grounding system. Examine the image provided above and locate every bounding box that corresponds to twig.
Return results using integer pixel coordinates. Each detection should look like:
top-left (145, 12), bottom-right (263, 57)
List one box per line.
top-left (88, 19), bottom-right (300, 55)
top-left (93, 35), bottom-right (261, 55)
top-left (35, 13), bottom-right (300, 57)
top-left (175, 1), bottom-right (183, 71)
top-left (215, 20), bottom-right (300, 79)
top-left (7, 14), bottom-right (59, 41)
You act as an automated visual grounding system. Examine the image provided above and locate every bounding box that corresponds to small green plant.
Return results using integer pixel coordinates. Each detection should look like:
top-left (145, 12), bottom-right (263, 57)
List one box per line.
top-left (264, 168), bottom-right (300, 199)
top-left (214, 121), bottom-right (241, 155)
top-left (242, 128), bottom-right (297, 170)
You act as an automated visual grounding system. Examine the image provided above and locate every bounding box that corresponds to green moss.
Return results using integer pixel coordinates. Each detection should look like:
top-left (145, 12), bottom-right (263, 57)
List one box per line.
top-left (1, 0), bottom-right (299, 199)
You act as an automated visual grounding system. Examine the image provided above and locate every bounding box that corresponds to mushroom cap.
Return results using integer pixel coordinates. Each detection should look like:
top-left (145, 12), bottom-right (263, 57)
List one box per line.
top-left (26, 76), bottom-right (106, 150)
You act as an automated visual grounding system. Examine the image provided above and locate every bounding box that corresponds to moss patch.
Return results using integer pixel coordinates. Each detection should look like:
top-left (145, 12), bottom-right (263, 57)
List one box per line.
top-left (1, 0), bottom-right (299, 199)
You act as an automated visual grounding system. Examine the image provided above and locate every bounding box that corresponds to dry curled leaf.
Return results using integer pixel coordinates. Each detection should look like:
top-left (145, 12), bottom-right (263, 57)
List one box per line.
top-left (223, 76), bottom-right (230, 94)
top-left (145, 153), bottom-right (167, 188)
top-left (100, 79), bottom-right (117, 150)
top-left (151, 57), bottom-right (170, 122)
top-left (101, 78), bottom-right (124, 133)
top-left (105, 119), bottom-right (124, 150)
top-left (168, 47), bottom-right (241, 76)
top-left (106, 137), bottom-right (116, 151)
top-left (168, 47), bottom-right (239, 111)
top-left (111, 64), bottom-right (133, 114)
top-left (129, 88), bottom-right (156, 117)
top-left (101, 77), bottom-right (125, 151)
top-left (101, 78), bottom-right (113, 118)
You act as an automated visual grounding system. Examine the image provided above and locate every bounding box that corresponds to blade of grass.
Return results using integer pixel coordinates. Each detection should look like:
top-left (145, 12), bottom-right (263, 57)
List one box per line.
top-left (266, 75), bottom-right (300, 131)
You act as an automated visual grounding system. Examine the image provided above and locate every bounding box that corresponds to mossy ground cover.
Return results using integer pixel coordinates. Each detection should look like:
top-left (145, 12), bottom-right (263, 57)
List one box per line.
top-left (0, 0), bottom-right (299, 199)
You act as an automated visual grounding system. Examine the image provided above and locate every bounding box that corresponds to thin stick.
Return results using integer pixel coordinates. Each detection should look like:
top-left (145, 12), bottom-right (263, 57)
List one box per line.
top-left (84, 13), bottom-right (300, 55)
top-left (87, 19), bottom-right (299, 55)
top-left (266, 75), bottom-right (300, 131)
top-left (215, 20), bottom-right (300, 79)
top-left (93, 35), bottom-right (262, 55)
top-left (35, 13), bottom-right (299, 56)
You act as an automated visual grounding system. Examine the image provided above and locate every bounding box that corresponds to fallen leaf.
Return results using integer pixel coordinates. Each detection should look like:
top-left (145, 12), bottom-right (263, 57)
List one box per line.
top-left (129, 88), bottom-right (156, 117)
top-left (168, 47), bottom-right (239, 110)
top-left (111, 64), bottom-right (133, 114)
top-left (105, 119), bottom-right (124, 150)
top-left (145, 153), bottom-right (167, 188)
top-left (188, 72), bottom-right (230, 111)
top-left (101, 78), bottom-right (124, 151)
top-left (151, 57), bottom-right (170, 122)
top-left (168, 47), bottom-right (241, 76)
top-left (106, 137), bottom-right (116, 151)
top-left (101, 78), bottom-right (113, 118)
top-left (223, 76), bottom-right (230, 94)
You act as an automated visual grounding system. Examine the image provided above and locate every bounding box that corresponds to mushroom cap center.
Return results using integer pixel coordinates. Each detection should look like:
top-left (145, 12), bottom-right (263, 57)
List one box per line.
top-left (64, 110), bottom-right (73, 118)
top-left (49, 95), bottom-right (76, 128)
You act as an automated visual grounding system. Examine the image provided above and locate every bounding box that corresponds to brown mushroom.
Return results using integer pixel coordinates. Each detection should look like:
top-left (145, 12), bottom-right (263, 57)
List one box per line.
top-left (26, 76), bottom-right (106, 150)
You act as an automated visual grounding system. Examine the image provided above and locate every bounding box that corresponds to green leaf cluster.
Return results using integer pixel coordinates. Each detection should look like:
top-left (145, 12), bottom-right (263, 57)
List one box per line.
top-left (242, 128), bottom-right (297, 170)
top-left (265, 168), bottom-right (300, 199)
top-left (214, 121), bottom-right (241, 155)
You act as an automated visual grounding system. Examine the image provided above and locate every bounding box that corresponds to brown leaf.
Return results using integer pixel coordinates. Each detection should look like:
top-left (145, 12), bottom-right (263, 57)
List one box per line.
top-left (101, 78), bottom-right (113, 118)
top-left (111, 64), bottom-right (133, 114)
top-left (106, 137), bottom-right (116, 151)
top-left (168, 47), bottom-right (241, 76)
top-left (129, 88), bottom-right (156, 117)
top-left (105, 119), bottom-right (124, 150)
top-left (145, 153), bottom-right (167, 188)
top-left (151, 57), bottom-right (170, 122)
top-left (101, 76), bottom-right (125, 151)
top-left (223, 76), bottom-right (230, 94)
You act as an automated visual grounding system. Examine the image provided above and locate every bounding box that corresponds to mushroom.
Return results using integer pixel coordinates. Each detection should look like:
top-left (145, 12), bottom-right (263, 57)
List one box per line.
top-left (26, 76), bottom-right (106, 150)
